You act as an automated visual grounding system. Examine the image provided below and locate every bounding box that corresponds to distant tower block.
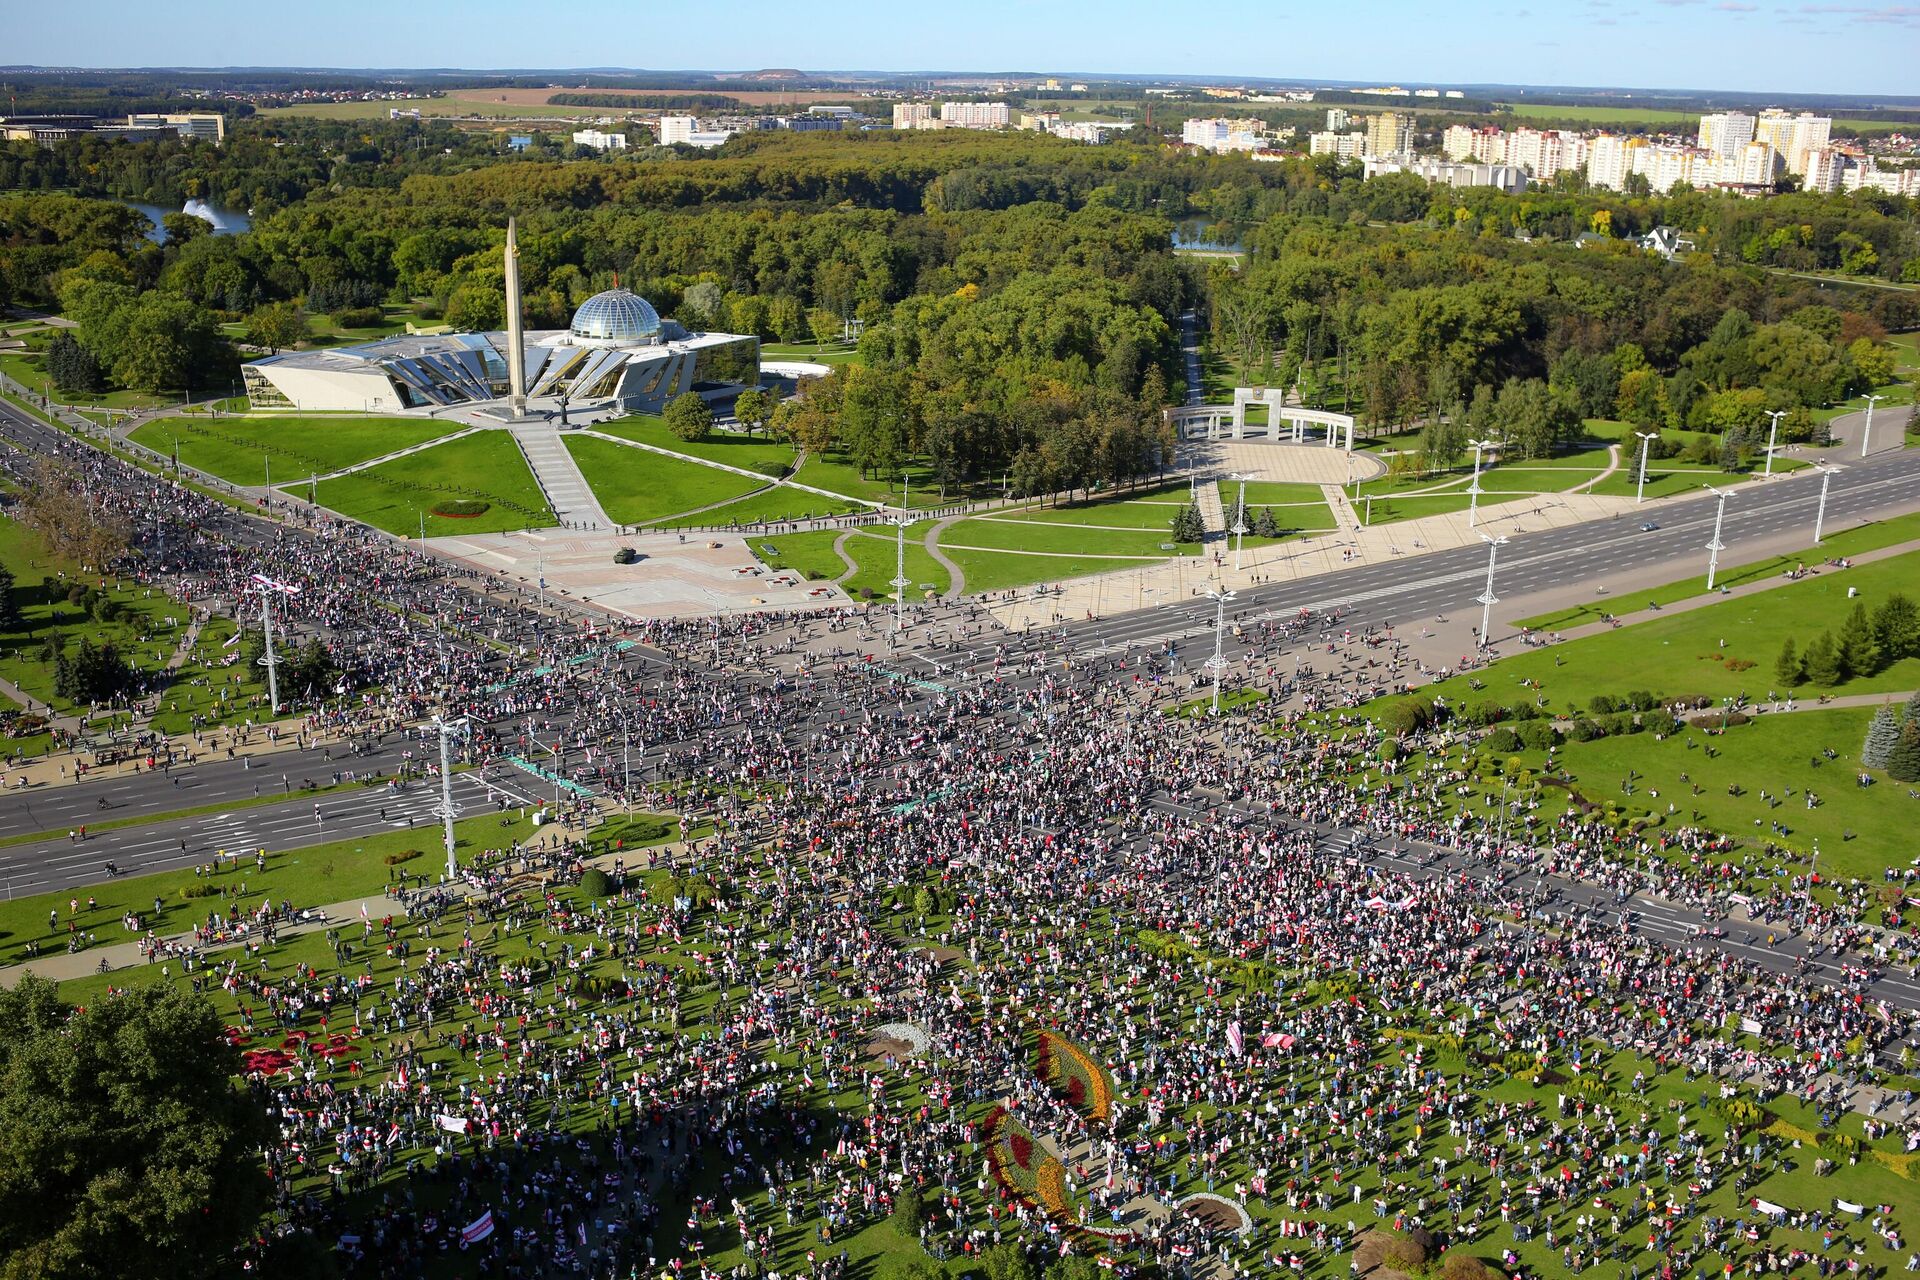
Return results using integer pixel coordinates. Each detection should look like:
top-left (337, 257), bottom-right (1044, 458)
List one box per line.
top-left (504, 217), bottom-right (529, 417)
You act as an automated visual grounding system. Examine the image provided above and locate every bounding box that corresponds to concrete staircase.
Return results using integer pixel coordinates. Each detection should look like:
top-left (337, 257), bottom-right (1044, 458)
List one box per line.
top-left (511, 427), bottom-right (613, 531)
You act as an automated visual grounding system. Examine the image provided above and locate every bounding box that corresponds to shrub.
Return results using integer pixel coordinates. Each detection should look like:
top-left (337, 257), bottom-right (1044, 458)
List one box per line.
top-left (1442, 1253), bottom-right (1504, 1280)
top-left (892, 1185), bottom-right (927, 1236)
top-left (332, 306), bottom-right (384, 329)
top-left (382, 848), bottom-right (423, 866)
top-left (1587, 694), bottom-right (1619, 715)
top-left (1464, 700), bottom-right (1509, 727)
top-left (1514, 721), bottom-right (1556, 750)
top-left (580, 868), bottom-right (614, 898)
top-left (431, 499), bottom-right (490, 517)
top-left (1567, 718), bottom-right (1602, 743)
top-left (1378, 739), bottom-right (1403, 763)
top-left (1483, 728), bottom-right (1522, 754)
top-left (179, 883), bottom-right (220, 900)
top-left (1378, 697), bottom-right (1438, 737)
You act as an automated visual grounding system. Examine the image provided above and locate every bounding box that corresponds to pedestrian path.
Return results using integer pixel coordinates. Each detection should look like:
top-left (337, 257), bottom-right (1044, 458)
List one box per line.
top-left (1194, 480), bottom-right (1227, 536)
top-left (1321, 484), bottom-right (1363, 534)
top-left (511, 427), bottom-right (613, 531)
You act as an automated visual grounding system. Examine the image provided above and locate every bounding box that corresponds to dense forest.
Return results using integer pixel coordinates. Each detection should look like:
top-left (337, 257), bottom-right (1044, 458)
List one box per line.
top-left (1, 124), bottom-right (1915, 487)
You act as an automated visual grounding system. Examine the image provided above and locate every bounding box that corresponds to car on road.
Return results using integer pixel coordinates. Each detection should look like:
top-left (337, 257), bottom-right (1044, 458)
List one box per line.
top-left (1638, 521), bottom-right (1659, 531)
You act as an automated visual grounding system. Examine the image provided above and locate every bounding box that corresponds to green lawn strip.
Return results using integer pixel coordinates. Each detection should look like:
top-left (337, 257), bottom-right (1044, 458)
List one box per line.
top-left (760, 341), bottom-right (864, 367)
top-left (0, 811), bottom-right (537, 964)
top-left (656, 485), bottom-right (860, 529)
top-left (564, 434), bottom-right (762, 525)
top-left (312, 432), bottom-right (556, 537)
top-left (1377, 549), bottom-right (1920, 716)
top-left (0, 775), bottom-right (366, 853)
top-left (1231, 480), bottom-right (1331, 509)
top-left (749, 529), bottom-right (847, 583)
top-left (942, 547), bottom-right (1164, 595)
top-left (593, 416), bottom-right (796, 476)
top-left (839, 526), bottom-right (951, 599)
top-left (941, 516), bottom-right (1182, 558)
top-left (989, 491), bottom-right (1193, 533)
top-left (126, 415), bottom-right (462, 487)
top-left (1169, 687), bottom-right (1268, 718)
top-left (788, 453), bottom-right (943, 508)
top-left (1516, 511), bottom-right (1920, 631)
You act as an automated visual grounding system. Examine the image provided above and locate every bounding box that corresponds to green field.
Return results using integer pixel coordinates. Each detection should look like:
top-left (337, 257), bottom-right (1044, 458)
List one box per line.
top-left (310, 432), bottom-right (556, 537)
top-left (128, 415), bottom-right (463, 487)
top-left (1383, 548), bottom-right (1920, 719)
top-left (564, 435), bottom-right (762, 525)
top-left (592, 416), bottom-right (796, 475)
top-left (788, 454), bottom-right (940, 508)
top-left (260, 94), bottom-right (620, 122)
top-left (0, 348), bottom-right (171, 412)
top-left (943, 515), bottom-right (1181, 558)
top-left (658, 485), bottom-right (860, 529)
top-left (942, 547), bottom-right (1167, 596)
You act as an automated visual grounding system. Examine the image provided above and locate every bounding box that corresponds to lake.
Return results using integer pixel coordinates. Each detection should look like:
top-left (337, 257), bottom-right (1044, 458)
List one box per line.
top-left (125, 199), bottom-right (252, 244)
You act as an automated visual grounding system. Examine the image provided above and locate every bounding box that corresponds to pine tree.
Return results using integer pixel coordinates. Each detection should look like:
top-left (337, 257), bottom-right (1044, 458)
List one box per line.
top-left (1888, 720), bottom-right (1920, 784)
top-left (1171, 502), bottom-right (1206, 544)
top-left (1774, 637), bottom-right (1802, 687)
top-left (1863, 705), bottom-right (1901, 770)
top-left (1254, 507), bottom-right (1281, 538)
top-left (1802, 631), bottom-right (1842, 686)
top-left (0, 564), bottom-right (18, 632)
top-left (1871, 593), bottom-right (1920, 662)
top-left (1836, 601), bottom-right (1882, 679)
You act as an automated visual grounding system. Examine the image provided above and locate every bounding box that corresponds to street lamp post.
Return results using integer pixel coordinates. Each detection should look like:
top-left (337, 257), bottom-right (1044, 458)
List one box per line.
top-left (1813, 464), bottom-right (1839, 544)
top-left (891, 473), bottom-right (911, 634)
top-left (1860, 394), bottom-right (1885, 459)
top-left (1475, 533), bottom-right (1507, 651)
top-left (248, 573), bottom-right (301, 714)
top-left (1205, 585), bottom-right (1237, 716)
top-left (1805, 837), bottom-right (1821, 932)
top-left (1762, 409), bottom-right (1786, 478)
top-left (1467, 437), bottom-right (1497, 529)
top-left (434, 715), bottom-right (469, 881)
top-left (1229, 471), bottom-right (1255, 571)
top-left (1702, 484), bottom-right (1730, 591)
top-left (1634, 431), bottom-right (1659, 505)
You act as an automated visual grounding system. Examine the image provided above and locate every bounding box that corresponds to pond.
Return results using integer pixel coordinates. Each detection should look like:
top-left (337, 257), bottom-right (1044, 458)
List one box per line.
top-left (124, 199), bottom-right (252, 244)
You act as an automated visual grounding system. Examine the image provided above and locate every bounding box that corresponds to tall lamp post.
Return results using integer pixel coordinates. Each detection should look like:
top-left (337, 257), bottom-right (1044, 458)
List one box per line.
top-left (1762, 409), bottom-right (1787, 478)
top-left (1813, 463), bottom-right (1840, 544)
top-left (433, 714), bottom-right (469, 881)
top-left (1634, 431), bottom-right (1659, 505)
top-left (1475, 533), bottom-right (1507, 651)
top-left (1229, 471), bottom-right (1256, 571)
top-left (1702, 483), bottom-right (1730, 591)
top-left (248, 573), bottom-right (301, 714)
top-left (1467, 437), bottom-right (1497, 529)
top-left (1860, 393), bottom-right (1885, 459)
top-left (1205, 584), bottom-right (1237, 716)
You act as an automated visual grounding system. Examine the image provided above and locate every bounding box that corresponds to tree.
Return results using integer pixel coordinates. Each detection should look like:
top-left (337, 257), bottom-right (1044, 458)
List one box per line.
top-left (680, 281), bottom-right (723, 330)
top-left (807, 308), bottom-right (842, 347)
top-left (1801, 630), bottom-right (1842, 687)
top-left (1863, 705), bottom-right (1901, 770)
top-left (1836, 601), bottom-right (1882, 679)
top-left (43, 332), bottom-right (103, 397)
top-left (1774, 637), bottom-right (1802, 687)
top-left (1170, 502), bottom-right (1206, 544)
top-left (0, 565), bottom-right (16, 632)
top-left (1888, 719), bottom-right (1920, 783)
top-left (664, 392), bottom-right (713, 443)
top-left (980, 1243), bottom-right (1039, 1280)
top-left (1871, 593), bottom-right (1920, 663)
top-left (1848, 337), bottom-right (1895, 389)
top-left (244, 301), bottom-right (308, 355)
top-left (0, 974), bottom-right (272, 1279)
top-left (731, 387), bottom-right (768, 437)
top-left (1254, 507), bottom-right (1281, 538)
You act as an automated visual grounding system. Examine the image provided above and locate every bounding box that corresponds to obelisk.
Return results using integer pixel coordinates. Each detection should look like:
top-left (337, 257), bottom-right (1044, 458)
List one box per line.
top-left (503, 216), bottom-right (528, 418)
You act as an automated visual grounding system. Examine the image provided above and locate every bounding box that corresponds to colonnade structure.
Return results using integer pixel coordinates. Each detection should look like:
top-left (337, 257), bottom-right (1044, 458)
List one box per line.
top-left (1166, 387), bottom-right (1357, 452)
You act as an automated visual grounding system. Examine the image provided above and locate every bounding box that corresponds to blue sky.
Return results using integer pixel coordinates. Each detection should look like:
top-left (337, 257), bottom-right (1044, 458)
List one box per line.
top-left (10, 0), bottom-right (1916, 97)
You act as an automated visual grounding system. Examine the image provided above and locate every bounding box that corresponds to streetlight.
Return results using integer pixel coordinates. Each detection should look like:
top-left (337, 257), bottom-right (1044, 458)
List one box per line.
top-left (1860, 394), bottom-right (1885, 459)
top-left (1475, 533), bottom-right (1507, 651)
top-left (1205, 584), bottom-right (1237, 716)
top-left (1762, 409), bottom-right (1786, 478)
top-left (1813, 463), bottom-right (1840, 544)
top-left (1702, 484), bottom-right (1730, 591)
top-left (248, 573), bottom-right (301, 714)
top-left (1467, 437), bottom-right (1498, 529)
top-left (1633, 431), bottom-right (1659, 505)
top-left (432, 715), bottom-right (469, 881)
top-left (1805, 837), bottom-right (1821, 933)
top-left (891, 474), bottom-right (911, 634)
top-left (1229, 471), bottom-right (1255, 571)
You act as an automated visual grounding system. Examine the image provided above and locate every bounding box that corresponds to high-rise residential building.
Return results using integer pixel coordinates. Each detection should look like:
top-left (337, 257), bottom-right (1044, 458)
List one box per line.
top-left (1754, 110), bottom-right (1831, 175)
top-left (1802, 146), bottom-right (1850, 194)
top-left (1364, 111), bottom-right (1413, 158)
top-left (1182, 117), bottom-right (1265, 153)
top-left (1308, 131), bottom-right (1366, 160)
top-left (1585, 134), bottom-right (1642, 191)
top-left (939, 101), bottom-right (1010, 129)
top-left (1505, 128), bottom-right (1583, 179)
top-left (571, 128), bottom-right (628, 152)
top-left (1733, 140), bottom-right (1778, 186)
top-left (1697, 111), bottom-right (1755, 158)
top-left (1325, 107), bottom-right (1350, 131)
top-left (1442, 124), bottom-right (1475, 161)
top-left (892, 103), bottom-right (936, 130)
top-left (1363, 155), bottom-right (1528, 192)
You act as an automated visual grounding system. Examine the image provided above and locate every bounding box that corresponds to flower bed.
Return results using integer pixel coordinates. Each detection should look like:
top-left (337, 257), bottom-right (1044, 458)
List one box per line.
top-left (985, 1109), bottom-right (1042, 1196)
top-left (1037, 1030), bottom-right (1115, 1123)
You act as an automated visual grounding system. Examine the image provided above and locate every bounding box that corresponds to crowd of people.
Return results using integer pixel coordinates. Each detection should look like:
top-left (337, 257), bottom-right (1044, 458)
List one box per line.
top-left (4, 419), bottom-right (1920, 1280)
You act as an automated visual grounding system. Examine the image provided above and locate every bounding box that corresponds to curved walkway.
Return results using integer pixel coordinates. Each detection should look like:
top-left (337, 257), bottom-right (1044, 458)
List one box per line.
top-left (923, 516), bottom-right (969, 598)
top-left (1569, 443), bottom-right (1624, 495)
top-left (830, 532), bottom-right (861, 586)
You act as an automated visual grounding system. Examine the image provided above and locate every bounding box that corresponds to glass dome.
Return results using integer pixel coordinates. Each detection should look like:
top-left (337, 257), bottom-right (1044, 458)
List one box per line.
top-left (568, 289), bottom-right (661, 347)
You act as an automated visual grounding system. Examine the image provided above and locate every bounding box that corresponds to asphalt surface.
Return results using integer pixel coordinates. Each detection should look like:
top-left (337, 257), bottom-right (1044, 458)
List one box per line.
top-left (4, 389), bottom-right (1918, 1016)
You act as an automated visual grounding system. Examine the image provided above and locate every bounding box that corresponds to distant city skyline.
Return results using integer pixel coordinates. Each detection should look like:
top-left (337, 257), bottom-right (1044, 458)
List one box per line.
top-left (7, 0), bottom-right (1918, 98)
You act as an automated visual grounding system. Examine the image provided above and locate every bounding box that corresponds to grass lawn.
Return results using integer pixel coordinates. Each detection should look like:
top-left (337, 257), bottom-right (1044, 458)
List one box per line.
top-left (592, 417), bottom-right (795, 476)
top-left (127, 415), bottom-right (463, 487)
top-left (788, 454), bottom-right (944, 508)
top-left (564, 435), bottom-right (762, 526)
top-left (749, 530), bottom-right (846, 583)
top-left (761, 341), bottom-right (864, 368)
top-left (657, 485), bottom-right (860, 530)
top-left (1516, 510), bottom-right (1920, 631)
top-left (300, 307), bottom-right (414, 347)
top-left (943, 516), bottom-right (1184, 558)
top-left (1376, 549), bottom-right (1920, 723)
top-left (1000, 484), bottom-right (1193, 532)
top-left (837, 525), bottom-right (951, 599)
top-left (942, 547), bottom-right (1168, 596)
top-left (312, 432), bottom-right (556, 538)
top-left (1483, 706), bottom-right (1907, 880)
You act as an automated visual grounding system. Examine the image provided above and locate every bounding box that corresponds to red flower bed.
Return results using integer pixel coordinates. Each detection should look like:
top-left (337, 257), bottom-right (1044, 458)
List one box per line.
top-left (1009, 1131), bottom-right (1033, 1170)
